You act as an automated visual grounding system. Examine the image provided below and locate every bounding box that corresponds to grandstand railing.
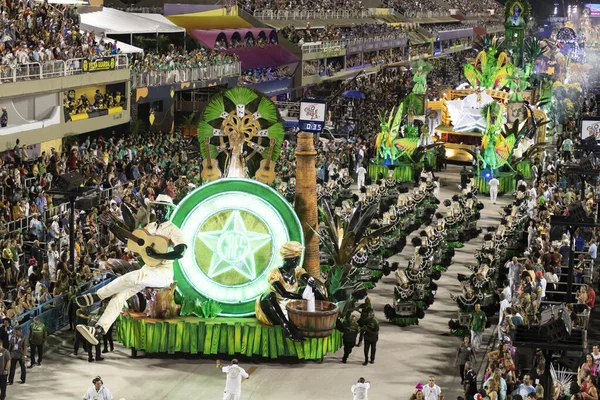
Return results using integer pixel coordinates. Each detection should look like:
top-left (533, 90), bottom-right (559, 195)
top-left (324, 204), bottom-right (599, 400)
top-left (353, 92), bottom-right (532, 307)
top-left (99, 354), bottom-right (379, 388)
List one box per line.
top-left (403, 10), bottom-right (450, 18)
top-left (16, 276), bottom-right (113, 339)
top-left (0, 54), bottom-right (129, 84)
top-left (346, 34), bottom-right (407, 47)
top-left (130, 62), bottom-right (241, 88)
top-left (301, 40), bottom-right (347, 54)
top-left (253, 9), bottom-right (370, 20)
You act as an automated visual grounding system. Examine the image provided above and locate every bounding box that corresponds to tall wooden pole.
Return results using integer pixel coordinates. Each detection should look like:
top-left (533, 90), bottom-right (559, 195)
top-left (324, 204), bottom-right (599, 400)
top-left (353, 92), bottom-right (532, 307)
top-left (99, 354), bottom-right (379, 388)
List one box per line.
top-left (294, 131), bottom-right (320, 277)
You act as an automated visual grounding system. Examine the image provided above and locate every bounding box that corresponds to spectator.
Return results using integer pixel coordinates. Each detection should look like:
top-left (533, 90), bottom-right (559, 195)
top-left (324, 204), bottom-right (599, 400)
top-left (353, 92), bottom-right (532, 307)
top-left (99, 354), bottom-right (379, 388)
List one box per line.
top-left (470, 303), bottom-right (486, 351)
top-left (513, 374), bottom-right (536, 399)
top-left (422, 375), bottom-right (442, 400)
top-left (28, 316), bottom-right (47, 368)
top-left (83, 376), bottom-right (112, 400)
top-left (361, 310), bottom-right (378, 366)
top-left (455, 336), bottom-right (476, 384)
top-left (0, 340), bottom-right (9, 400)
top-left (352, 377), bottom-right (370, 400)
top-left (8, 326), bottom-right (27, 385)
top-left (464, 362), bottom-right (478, 400)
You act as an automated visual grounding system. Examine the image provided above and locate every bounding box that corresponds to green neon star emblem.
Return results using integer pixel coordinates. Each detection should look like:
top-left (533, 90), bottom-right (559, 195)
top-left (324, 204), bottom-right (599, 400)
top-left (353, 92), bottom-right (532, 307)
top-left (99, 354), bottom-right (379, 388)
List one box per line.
top-left (197, 210), bottom-right (271, 282)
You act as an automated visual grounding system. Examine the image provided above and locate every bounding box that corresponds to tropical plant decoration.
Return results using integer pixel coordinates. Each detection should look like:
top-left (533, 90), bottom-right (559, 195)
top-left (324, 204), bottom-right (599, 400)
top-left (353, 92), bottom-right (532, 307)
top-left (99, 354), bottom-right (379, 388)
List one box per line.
top-left (197, 87), bottom-right (284, 180)
top-left (523, 36), bottom-right (547, 77)
top-left (479, 102), bottom-right (506, 171)
top-left (473, 34), bottom-right (505, 54)
top-left (375, 104), bottom-right (405, 164)
top-left (464, 49), bottom-right (513, 91)
top-left (375, 104), bottom-right (442, 165)
top-left (506, 68), bottom-right (530, 102)
top-left (315, 202), bottom-right (392, 316)
top-left (411, 60), bottom-right (433, 95)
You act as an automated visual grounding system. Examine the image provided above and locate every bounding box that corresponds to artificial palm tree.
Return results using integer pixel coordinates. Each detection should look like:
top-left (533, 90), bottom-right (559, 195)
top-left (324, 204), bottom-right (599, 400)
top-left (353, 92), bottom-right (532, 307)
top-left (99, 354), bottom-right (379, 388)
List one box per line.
top-left (315, 202), bottom-right (391, 315)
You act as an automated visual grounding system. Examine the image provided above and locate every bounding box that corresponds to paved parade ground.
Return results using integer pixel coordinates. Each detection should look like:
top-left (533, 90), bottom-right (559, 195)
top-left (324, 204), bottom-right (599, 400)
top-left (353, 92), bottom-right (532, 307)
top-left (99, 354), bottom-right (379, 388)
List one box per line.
top-left (13, 166), bottom-right (510, 400)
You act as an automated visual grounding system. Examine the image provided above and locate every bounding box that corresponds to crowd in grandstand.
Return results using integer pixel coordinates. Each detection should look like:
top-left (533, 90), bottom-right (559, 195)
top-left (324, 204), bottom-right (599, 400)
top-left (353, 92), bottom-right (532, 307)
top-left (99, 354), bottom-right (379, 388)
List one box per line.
top-left (280, 23), bottom-right (405, 46)
top-left (421, 22), bottom-right (464, 35)
top-left (129, 49), bottom-right (239, 73)
top-left (0, 131), bottom-right (200, 342)
top-left (239, 66), bottom-right (293, 84)
top-left (239, 0), bottom-right (365, 13)
top-left (0, 2), bottom-right (123, 70)
top-left (428, 52), bottom-right (467, 92)
top-left (445, 0), bottom-right (502, 14)
top-left (384, 0), bottom-right (448, 14)
top-left (63, 89), bottom-right (126, 117)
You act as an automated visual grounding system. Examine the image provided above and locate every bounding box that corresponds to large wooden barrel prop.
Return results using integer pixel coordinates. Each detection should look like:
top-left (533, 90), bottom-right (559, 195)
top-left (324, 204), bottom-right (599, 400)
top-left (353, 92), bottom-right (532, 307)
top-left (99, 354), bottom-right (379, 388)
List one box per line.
top-left (286, 300), bottom-right (339, 338)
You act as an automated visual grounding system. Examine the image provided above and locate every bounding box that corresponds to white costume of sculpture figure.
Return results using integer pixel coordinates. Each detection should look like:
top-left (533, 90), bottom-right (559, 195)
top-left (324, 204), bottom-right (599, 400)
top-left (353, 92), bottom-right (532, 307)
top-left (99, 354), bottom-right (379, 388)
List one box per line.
top-left (76, 194), bottom-right (187, 345)
top-left (302, 285), bottom-right (316, 312)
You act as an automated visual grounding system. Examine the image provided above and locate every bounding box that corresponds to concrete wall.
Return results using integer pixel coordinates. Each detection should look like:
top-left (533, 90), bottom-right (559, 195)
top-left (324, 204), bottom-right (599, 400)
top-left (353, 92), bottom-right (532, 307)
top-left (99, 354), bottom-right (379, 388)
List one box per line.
top-left (0, 93), bottom-right (59, 122)
top-left (0, 69), bottom-right (130, 98)
top-left (0, 71), bottom-right (131, 149)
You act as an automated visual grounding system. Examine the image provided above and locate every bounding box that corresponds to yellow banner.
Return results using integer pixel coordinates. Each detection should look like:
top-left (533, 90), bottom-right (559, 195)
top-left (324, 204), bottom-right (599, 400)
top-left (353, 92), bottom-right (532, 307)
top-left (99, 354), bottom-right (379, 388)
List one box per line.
top-left (82, 57), bottom-right (116, 73)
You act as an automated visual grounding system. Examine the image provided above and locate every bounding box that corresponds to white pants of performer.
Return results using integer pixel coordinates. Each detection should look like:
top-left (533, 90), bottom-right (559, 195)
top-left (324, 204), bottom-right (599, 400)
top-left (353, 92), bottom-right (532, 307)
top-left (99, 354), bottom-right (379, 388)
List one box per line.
top-left (490, 188), bottom-right (498, 204)
top-left (471, 330), bottom-right (483, 351)
top-left (357, 176), bottom-right (365, 189)
top-left (95, 266), bottom-right (173, 332)
top-left (224, 392), bottom-right (241, 400)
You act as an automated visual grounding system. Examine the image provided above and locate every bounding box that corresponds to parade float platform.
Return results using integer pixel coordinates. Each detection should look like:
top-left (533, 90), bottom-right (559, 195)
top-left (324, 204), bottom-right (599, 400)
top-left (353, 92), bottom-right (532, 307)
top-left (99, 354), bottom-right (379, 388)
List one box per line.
top-left (116, 313), bottom-right (343, 360)
top-left (474, 171), bottom-right (516, 194)
top-left (368, 153), bottom-right (437, 182)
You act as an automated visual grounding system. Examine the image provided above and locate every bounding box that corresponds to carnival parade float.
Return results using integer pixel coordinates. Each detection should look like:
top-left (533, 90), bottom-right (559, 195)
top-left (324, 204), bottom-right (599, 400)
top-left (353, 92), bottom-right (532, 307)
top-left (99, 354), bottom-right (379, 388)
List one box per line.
top-left (114, 88), bottom-right (345, 360)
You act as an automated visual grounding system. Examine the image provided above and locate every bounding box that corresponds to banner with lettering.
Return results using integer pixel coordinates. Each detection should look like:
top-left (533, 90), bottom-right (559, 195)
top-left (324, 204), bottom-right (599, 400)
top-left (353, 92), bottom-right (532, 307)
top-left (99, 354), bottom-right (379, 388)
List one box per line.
top-left (82, 57), bottom-right (116, 73)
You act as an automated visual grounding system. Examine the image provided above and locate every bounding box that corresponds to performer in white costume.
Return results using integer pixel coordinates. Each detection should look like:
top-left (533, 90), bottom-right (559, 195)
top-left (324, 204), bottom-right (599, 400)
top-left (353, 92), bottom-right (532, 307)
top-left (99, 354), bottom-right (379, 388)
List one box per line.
top-left (76, 194), bottom-right (187, 345)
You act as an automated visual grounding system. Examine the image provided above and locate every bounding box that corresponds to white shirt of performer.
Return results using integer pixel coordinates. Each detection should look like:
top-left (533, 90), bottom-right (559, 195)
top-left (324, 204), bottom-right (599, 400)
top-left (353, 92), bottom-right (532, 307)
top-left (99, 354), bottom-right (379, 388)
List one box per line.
top-left (352, 382), bottom-right (371, 400)
top-left (83, 386), bottom-right (113, 400)
top-left (144, 221), bottom-right (187, 269)
top-left (222, 364), bottom-right (249, 398)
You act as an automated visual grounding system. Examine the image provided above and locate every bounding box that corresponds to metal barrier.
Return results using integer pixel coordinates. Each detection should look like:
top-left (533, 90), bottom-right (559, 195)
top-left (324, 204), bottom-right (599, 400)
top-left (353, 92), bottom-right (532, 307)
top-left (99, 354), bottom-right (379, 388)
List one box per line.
top-left (254, 9), bottom-right (370, 20)
top-left (16, 276), bottom-right (113, 339)
top-left (404, 10), bottom-right (451, 18)
top-left (301, 40), bottom-right (346, 54)
top-left (130, 62), bottom-right (241, 88)
top-left (0, 55), bottom-right (129, 84)
top-left (345, 34), bottom-right (407, 47)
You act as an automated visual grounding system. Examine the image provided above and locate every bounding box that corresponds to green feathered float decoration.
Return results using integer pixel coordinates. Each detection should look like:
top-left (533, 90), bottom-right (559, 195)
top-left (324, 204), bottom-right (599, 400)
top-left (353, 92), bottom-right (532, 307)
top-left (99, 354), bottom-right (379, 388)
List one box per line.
top-left (197, 87), bottom-right (284, 183)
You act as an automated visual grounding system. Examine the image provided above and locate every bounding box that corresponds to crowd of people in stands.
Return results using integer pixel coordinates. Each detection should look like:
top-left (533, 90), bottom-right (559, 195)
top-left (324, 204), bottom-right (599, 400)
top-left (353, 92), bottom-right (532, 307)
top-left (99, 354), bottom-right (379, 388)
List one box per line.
top-left (214, 35), bottom-right (278, 50)
top-left (129, 49), bottom-right (239, 73)
top-left (445, 0), bottom-right (502, 15)
top-left (428, 52), bottom-right (468, 93)
top-left (63, 89), bottom-right (126, 118)
top-left (384, 0), bottom-right (447, 15)
top-left (239, 0), bottom-right (365, 13)
top-left (421, 22), bottom-right (464, 35)
top-left (0, 1), bottom-right (124, 72)
top-left (280, 23), bottom-right (405, 46)
top-left (239, 66), bottom-right (293, 84)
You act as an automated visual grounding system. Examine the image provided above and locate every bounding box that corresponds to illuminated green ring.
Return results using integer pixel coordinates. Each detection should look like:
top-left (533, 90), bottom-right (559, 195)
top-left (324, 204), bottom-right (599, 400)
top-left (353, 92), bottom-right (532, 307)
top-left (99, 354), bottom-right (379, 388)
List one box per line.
top-left (171, 178), bottom-right (304, 316)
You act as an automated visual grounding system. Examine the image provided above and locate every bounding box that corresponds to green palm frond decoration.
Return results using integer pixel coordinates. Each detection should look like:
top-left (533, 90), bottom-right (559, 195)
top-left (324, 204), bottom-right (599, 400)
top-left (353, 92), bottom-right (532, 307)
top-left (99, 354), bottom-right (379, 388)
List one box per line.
top-left (224, 87), bottom-right (259, 106)
top-left (197, 121), bottom-right (219, 160)
top-left (203, 96), bottom-right (225, 122)
top-left (257, 97), bottom-right (279, 123)
top-left (262, 123), bottom-right (284, 160)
